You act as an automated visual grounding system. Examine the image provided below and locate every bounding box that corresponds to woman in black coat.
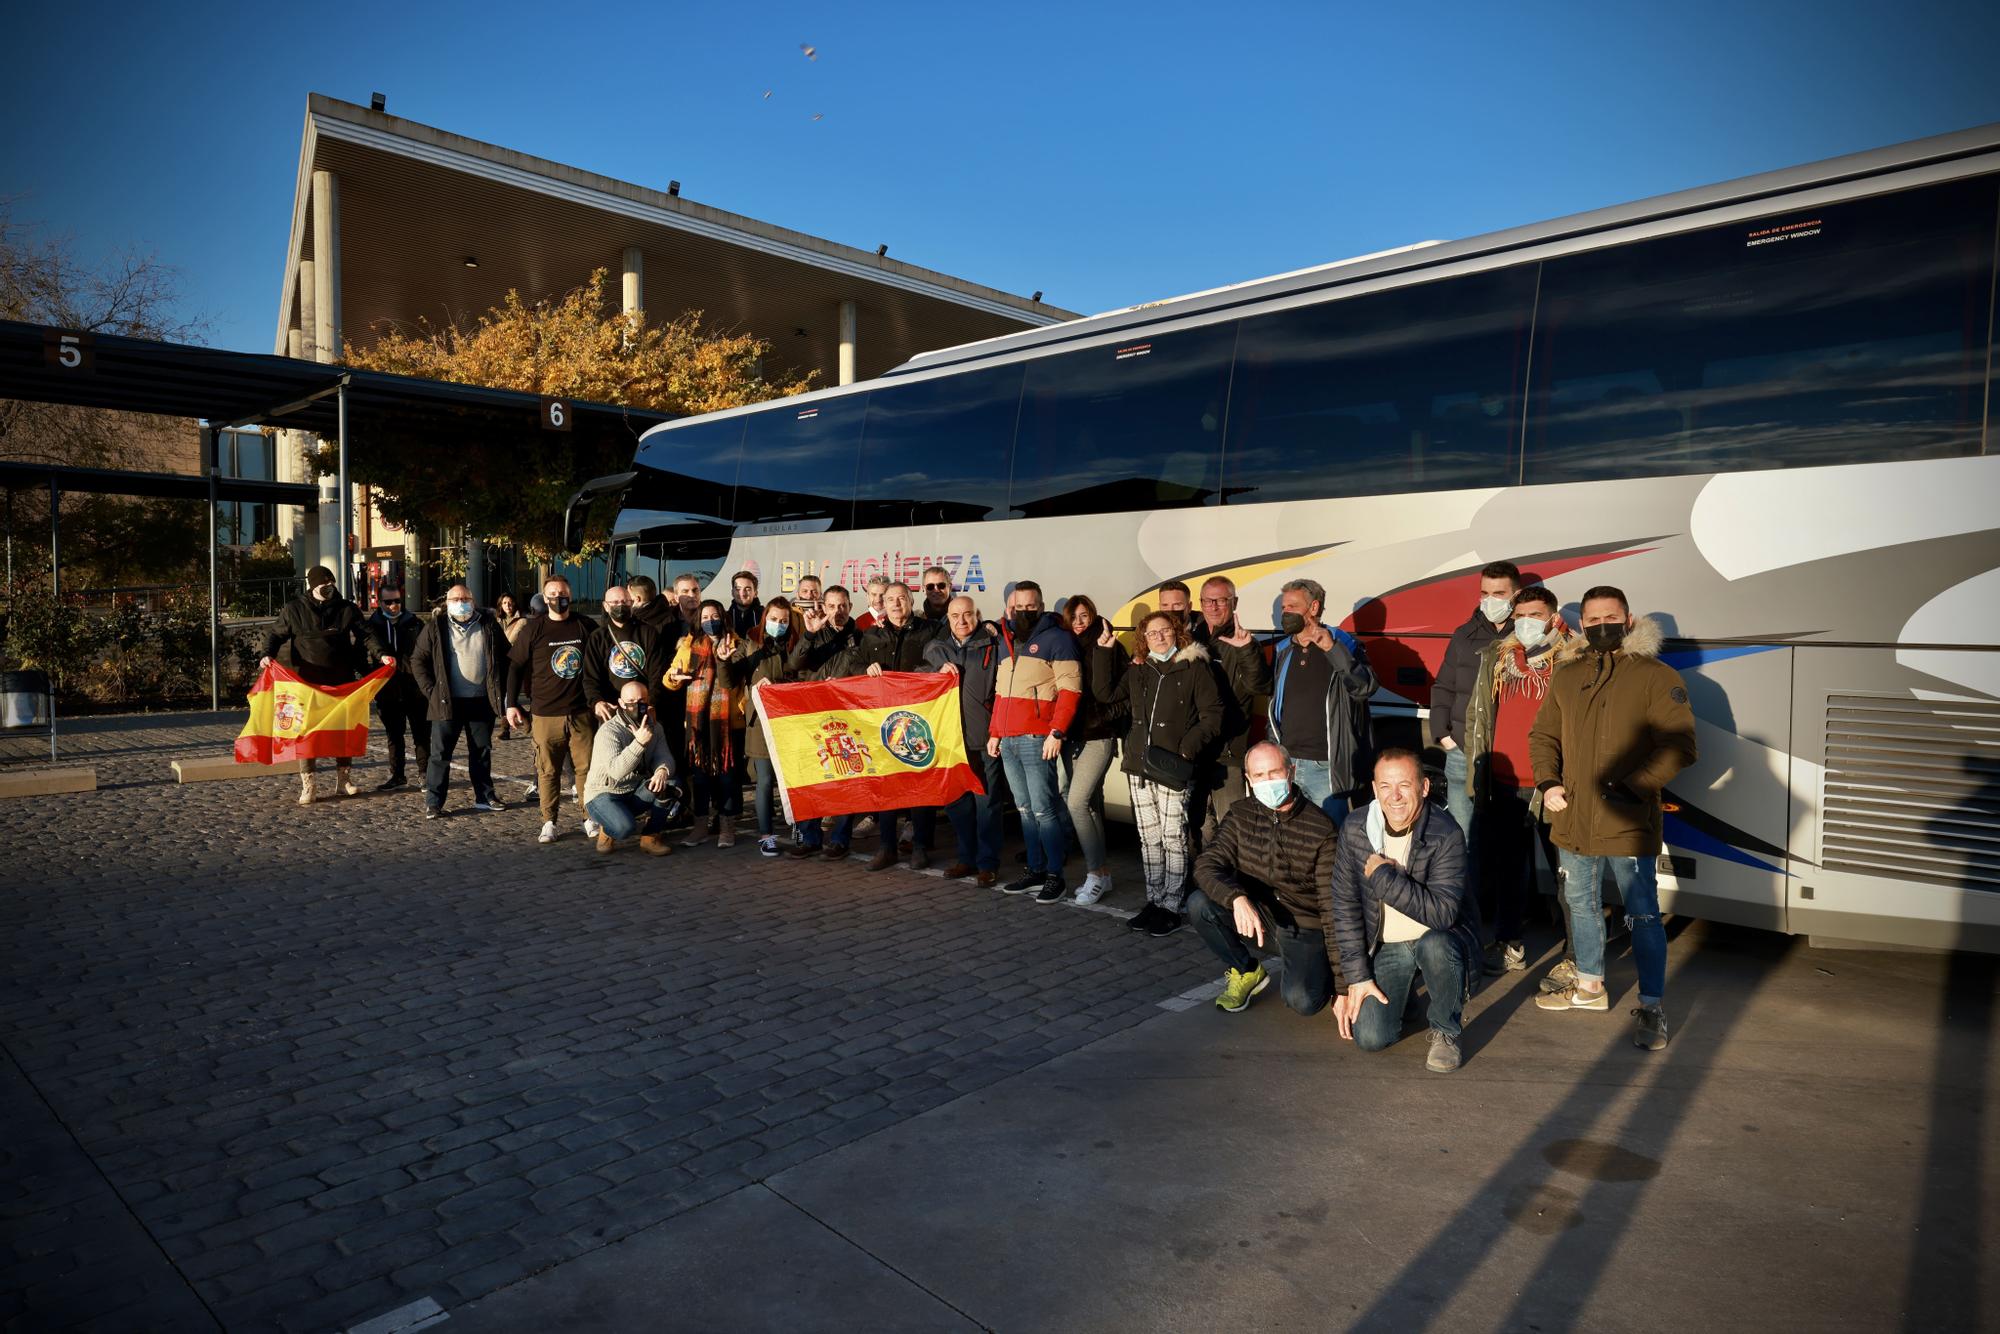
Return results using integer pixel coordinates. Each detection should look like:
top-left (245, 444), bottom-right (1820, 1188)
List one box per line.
top-left (1115, 610), bottom-right (1223, 935)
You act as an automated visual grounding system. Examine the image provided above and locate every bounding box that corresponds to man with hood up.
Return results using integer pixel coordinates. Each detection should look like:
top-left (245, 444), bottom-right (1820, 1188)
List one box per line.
top-left (259, 564), bottom-right (393, 805)
top-left (1530, 585), bottom-right (1697, 1052)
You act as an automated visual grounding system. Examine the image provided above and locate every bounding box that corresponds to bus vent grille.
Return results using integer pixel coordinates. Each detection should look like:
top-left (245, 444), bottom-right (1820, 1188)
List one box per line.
top-left (1821, 693), bottom-right (2000, 892)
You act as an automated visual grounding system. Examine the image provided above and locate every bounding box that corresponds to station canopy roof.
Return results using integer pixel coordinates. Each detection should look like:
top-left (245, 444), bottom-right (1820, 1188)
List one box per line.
top-left (280, 95), bottom-right (1073, 383)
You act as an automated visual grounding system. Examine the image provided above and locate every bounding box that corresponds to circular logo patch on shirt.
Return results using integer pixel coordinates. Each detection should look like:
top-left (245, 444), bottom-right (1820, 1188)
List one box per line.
top-left (609, 641), bottom-right (647, 679)
top-left (550, 645), bottom-right (582, 680)
top-left (1670, 686), bottom-right (1688, 704)
top-left (879, 710), bottom-right (936, 769)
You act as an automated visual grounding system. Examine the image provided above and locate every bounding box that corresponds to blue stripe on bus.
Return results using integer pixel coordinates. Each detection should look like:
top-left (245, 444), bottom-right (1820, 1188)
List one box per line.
top-left (1664, 812), bottom-right (1786, 874)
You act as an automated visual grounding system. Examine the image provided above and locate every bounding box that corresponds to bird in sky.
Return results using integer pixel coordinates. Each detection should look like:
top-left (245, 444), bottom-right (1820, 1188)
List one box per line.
top-left (800, 43), bottom-right (817, 60)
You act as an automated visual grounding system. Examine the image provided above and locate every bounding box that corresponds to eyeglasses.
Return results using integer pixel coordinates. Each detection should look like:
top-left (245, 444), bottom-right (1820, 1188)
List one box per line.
top-left (924, 582), bottom-right (950, 592)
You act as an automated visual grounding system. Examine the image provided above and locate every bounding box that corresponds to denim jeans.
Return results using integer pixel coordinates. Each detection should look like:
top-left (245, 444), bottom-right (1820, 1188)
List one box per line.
top-left (1000, 734), bottom-right (1066, 875)
top-left (1351, 930), bottom-right (1467, 1049)
top-left (945, 752), bottom-right (1003, 872)
top-left (795, 811), bottom-right (852, 849)
top-left (1559, 849), bottom-right (1667, 1001)
top-left (1443, 745), bottom-right (1479, 884)
top-left (751, 757), bottom-right (779, 837)
top-left (1060, 737), bottom-right (1117, 870)
top-left (1185, 888), bottom-right (1337, 1016)
top-left (1292, 758), bottom-right (1349, 825)
top-left (424, 698), bottom-right (495, 811)
top-left (585, 785), bottom-right (670, 841)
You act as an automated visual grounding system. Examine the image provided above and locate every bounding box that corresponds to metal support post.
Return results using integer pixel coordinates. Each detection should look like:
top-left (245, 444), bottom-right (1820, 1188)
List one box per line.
top-left (207, 459), bottom-right (221, 711)
top-left (337, 378), bottom-right (352, 598)
top-left (49, 479), bottom-right (59, 597)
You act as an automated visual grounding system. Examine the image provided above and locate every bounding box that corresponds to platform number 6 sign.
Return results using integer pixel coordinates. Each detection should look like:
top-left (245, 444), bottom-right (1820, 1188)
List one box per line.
top-left (542, 397), bottom-right (571, 432)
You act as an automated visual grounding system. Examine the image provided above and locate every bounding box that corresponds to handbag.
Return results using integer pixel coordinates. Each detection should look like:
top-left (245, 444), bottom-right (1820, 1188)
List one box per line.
top-left (1139, 745), bottom-right (1195, 791)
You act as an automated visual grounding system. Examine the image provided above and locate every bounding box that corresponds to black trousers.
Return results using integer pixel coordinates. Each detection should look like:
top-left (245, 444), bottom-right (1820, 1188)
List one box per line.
top-left (1188, 758), bottom-right (1245, 854)
top-left (378, 682), bottom-right (430, 779)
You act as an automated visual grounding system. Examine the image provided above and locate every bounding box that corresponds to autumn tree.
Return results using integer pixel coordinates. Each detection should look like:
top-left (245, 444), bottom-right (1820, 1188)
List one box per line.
top-left (341, 268), bottom-right (814, 557)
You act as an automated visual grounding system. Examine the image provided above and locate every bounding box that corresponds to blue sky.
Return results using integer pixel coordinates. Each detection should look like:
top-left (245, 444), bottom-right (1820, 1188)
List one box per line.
top-left (3, 0), bottom-right (1995, 353)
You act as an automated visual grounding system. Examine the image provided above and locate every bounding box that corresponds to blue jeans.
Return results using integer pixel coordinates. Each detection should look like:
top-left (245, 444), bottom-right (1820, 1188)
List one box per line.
top-left (1443, 745), bottom-right (1479, 869)
top-left (999, 734), bottom-right (1065, 875)
top-left (795, 812), bottom-right (852, 849)
top-left (1186, 889), bottom-right (1337, 1016)
top-left (1352, 930), bottom-right (1467, 1049)
top-left (945, 752), bottom-right (1003, 871)
top-left (424, 698), bottom-right (495, 811)
top-left (751, 757), bottom-right (779, 837)
top-left (1559, 849), bottom-right (1668, 1002)
top-left (585, 785), bottom-right (670, 841)
top-left (1292, 758), bottom-right (1349, 825)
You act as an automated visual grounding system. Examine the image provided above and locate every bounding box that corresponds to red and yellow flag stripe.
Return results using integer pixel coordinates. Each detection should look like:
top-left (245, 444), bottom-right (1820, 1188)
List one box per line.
top-left (234, 663), bottom-right (394, 764)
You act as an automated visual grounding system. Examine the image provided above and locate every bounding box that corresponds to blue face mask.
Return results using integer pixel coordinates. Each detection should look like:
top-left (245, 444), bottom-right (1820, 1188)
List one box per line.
top-left (446, 600), bottom-right (474, 622)
top-left (1251, 778), bottom-right (1291, 809)
top-left (1148, 648), bottom-right (1174, 663)
top-left (701, 619), bottom-right (724, 638)
top-left (764, 618), bottom-right (787, 639)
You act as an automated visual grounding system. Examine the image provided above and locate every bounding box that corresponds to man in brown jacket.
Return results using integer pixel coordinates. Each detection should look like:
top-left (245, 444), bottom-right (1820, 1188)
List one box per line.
top-left (1529, 585), bottom-right (1696, 1050)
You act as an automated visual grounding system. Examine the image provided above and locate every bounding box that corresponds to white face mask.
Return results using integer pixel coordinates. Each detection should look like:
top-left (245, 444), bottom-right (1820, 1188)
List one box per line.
top-left (1479, 595), bottom-right (1512, 623)
top-left (1515, 617), bottom-right (1549, 649)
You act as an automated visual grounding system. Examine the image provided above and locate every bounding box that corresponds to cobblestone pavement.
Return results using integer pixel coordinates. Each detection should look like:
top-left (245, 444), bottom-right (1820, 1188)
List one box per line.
top-left (0, 715), bottom-right (1214, 1332)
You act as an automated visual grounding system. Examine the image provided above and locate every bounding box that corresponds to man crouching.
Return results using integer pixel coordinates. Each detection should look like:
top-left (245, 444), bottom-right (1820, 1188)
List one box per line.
top-left (1332, 749), bottom-right (1481, 1072)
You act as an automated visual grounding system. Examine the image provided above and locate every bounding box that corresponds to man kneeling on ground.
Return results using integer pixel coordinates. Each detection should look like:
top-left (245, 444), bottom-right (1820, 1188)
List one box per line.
top-left (583, 680), bottom-right (679, 855)
top-left (1332, 749), bottom-right (1481, 1073)
top-left (1186, 742), bottom-right (1342, 1016)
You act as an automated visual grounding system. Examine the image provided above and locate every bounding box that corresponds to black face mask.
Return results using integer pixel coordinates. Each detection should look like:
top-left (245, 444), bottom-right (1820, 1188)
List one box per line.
top-left (1279, 611), bottom-right (1307, 636)
top-left (550, 596), bottom-right (571, 612)
top-left (605, 605), bottom-right (630, 624)
top-left (1011, 610), bottom-right (1041, 638)
top-left (621, 703), bottom-right (647, 725)
top-left (1585, 622), bottom-right (1627, 653)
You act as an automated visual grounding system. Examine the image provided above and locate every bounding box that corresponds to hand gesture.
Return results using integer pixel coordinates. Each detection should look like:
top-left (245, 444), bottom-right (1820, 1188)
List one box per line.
top-left (1219, 616), bottom-right (1254, 649)
top-left (1336, 980), bottom-right (1389, 1040)
top-left (986, 736), bottom-right (1001, 759)
top-left (1309, 623), bottom-right (1335, 651)
top-left (1231, 897), bottom-right (1266, 947)
top-left (802, 605), bottom-right (827, 634)
top-left (594, 701), bottom-right (617, 722)
top-left (506, 707), bottom-right (525, 728)
top-left (632, 720), bottom-right (654, 747)
top-left (1544, 785), bottom-right (1569, 813)
top-left (1096, 620), bottom-right (1118, 649)
top-left (866, 662), bottom-right (884, 677)
top-left (718, 634), bottom-right (737, 659)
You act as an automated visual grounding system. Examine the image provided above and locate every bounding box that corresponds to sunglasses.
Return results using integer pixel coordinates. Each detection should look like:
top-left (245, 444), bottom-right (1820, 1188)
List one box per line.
top-left (924, 582), bottom-right (950, 592)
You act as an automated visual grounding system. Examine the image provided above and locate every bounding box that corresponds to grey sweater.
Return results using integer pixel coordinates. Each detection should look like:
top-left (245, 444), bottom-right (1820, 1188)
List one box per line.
top-left (583, 714), bottom-right (679, 804)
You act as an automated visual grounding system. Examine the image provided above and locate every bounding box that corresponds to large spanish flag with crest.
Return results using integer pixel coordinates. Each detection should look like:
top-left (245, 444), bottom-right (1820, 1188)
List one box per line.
top-left (234, 663), bottom-right (395, 763)
top-left (755, 671), bottom-right (984, 822)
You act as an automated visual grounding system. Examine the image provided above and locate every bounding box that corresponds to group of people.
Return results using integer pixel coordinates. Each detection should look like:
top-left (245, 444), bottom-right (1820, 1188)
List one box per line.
top-left (260, 555), bottom-right (1696, 1065)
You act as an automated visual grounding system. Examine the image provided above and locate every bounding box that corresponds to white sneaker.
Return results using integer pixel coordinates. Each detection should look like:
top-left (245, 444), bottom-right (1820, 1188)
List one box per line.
top-left (759, 836), bottom-right (779, 857)
top-left (566, 783), bottom-right (579, 799)
top-left (538, 820), bottom-right (558, 844)
top-left (297, 774), bottom-right (315, 806)
top-left (1074, 873), bottom-right (1111, 905)
top-left (853, 815), bottom-right (878, 838)
top-left (583, 818), bottom-right (602, 837)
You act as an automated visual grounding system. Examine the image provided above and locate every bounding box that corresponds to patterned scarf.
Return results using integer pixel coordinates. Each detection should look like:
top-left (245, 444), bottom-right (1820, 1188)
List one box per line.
top-left (682, 636), bottom-right (737, 775)
top-left (1494, 618), bottom-right (1573, 705)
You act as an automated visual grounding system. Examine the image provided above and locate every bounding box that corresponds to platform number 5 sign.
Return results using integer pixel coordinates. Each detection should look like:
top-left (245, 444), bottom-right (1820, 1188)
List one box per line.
top-left (45, 330), bottom-right (94, 371)
top-left (542, 397), bottom-right (571, 432)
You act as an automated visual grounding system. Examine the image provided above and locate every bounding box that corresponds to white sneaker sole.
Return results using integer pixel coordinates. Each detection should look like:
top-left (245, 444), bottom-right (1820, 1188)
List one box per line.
top-left (1216, 974), bottom-right (1271, 1013)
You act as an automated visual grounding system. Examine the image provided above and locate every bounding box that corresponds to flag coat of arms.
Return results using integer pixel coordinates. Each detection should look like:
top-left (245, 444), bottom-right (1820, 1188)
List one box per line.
top-left (234, 663), bottom-right (394, 763)
top-left (754, 671), bottom-right (984, 822)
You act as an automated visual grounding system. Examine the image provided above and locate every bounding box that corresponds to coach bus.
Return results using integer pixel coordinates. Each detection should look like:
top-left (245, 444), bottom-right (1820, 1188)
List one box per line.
top-left (588, 123), bottom-right (2000, 954)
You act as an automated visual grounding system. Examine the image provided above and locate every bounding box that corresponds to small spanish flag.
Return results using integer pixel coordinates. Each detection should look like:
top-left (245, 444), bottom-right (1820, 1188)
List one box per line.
top-left (234, 663), bottom-right (394, 764)
top-left (755, 671), bottom-right (984, 822)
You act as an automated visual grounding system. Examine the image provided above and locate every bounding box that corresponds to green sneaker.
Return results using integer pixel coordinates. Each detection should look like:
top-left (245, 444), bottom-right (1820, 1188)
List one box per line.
top-left (1215, 965), bottom-right (1270, 1014)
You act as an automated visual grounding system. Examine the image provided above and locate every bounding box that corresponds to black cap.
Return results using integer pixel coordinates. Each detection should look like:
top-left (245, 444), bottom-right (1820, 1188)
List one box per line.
top-left (306, 565), bottom-right (336, 590)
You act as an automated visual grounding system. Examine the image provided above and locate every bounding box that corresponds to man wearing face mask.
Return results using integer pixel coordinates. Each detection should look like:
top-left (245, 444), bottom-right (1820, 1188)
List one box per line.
top-left (505, 576), bottom-right (600, 844)
top-left (1462, 585), bottom-right (1574, 974)
top-left (583, 679), bottom-right (679, 856)
top-left (1429, 561), bottom-right (1522, 889)
top-left (583, 585), bottom-right (668, 729)
top-left (1239, 577), bottom-right (1377, 822)
top-left (1184, 742), bottom-right (1342, 1016)
top-left (987, 581), bottom-right (1082, 900)
top-left (1530, 585), bottom-right (1696, 1051)
top-left (365, 588), bottom-right (429, 791)
top-left (410, 583), bottom-right (509, 818)
top-left (260, 564), bottom-right (393, 805)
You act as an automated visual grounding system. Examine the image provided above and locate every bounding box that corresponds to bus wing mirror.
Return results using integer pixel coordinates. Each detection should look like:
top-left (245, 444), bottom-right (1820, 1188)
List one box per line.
top-left (562, 471), bottom-right (636, 553)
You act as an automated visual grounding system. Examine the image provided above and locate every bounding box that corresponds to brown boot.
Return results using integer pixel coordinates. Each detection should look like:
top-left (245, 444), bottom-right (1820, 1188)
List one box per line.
top-left (717, 824), bottom-right (737, 849)
top-left (595, 831), bottom-right (616, 854)
top-left (866, 848), bottom-right (897, 872)
top-left (942, 862), bottom-right (974, 879)
top-left (639, 834), bottom-right (673, 857)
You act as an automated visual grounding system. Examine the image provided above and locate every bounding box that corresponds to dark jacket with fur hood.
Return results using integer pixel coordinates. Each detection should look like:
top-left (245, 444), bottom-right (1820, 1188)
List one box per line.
top-left (1115, 642), bottom-right (1224, 780)
top-left (1527, 615), bottom-right (1698, 858)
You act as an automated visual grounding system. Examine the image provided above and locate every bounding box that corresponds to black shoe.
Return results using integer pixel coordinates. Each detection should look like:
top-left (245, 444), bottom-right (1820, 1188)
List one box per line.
top-left (424, 806), bottom-right (443, 820)
top-left (1147, 908), bottom-right (1185, 938)
top-left (1034, 876), bottom-right (1067, 904)
top-left (788, 843), bottom-right (815, 859)
top-left (377, 774), bottom-right (407, 791)
top-left (1127, 904), bottom-right (1159, 932)
top-left (1001, 873), bottom-right (1043, 895)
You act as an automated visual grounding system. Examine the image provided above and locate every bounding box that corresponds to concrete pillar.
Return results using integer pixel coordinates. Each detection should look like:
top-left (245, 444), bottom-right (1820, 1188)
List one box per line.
top-left (621, 247), bottom-right (644, 316)
top-left (311, 170), bottom-right (341, 362)
top-left (297, 260), bottom-right (317, 361)
top-left (837, 299), bottom-right (858, 386)
top-left (286, 326), bottom-right (303, 361)
top-left (465, 536), bottom-right (487, 607)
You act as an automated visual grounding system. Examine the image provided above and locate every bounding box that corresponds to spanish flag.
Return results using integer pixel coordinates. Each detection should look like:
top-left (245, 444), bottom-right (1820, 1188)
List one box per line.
top-left (755, 671), bottom-right (984, 822)
top-left (234, 663), bottom-right (394, 764)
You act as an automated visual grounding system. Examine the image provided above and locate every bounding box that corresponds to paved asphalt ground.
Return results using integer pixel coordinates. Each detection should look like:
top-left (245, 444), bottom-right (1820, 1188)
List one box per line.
top-left (2, 713), bottom-right (1994, 1333)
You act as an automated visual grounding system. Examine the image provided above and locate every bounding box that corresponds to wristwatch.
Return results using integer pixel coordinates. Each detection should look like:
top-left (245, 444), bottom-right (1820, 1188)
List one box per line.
top-left (1049, 729), bottom-right (1066, 741)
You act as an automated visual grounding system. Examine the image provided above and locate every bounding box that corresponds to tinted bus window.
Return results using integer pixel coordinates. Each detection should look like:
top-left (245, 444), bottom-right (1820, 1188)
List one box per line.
top-left (1525, 175), bottom-right (1998, 484)
top-left (1224, 266), bottom-right (1535, 502)
top-left (855, 364), bottom-right (1023, 526)
top-left (734, 393), bottom-right (866, 527)
top-left (632, 416), bottom-right (744, 522)
top-left (1010, 322), bottom-right (1235, 518)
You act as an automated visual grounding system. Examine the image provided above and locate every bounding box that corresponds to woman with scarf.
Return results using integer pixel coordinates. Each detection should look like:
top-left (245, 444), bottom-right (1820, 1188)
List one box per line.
top-left (666, 598), bottom-right (747, 847)
top-left (1462, 584), bottom-right (1575, 975)
top-left (724, 596), bottom-right (799, 858)
top-left (1059, 593), bottom-right (1131, 905)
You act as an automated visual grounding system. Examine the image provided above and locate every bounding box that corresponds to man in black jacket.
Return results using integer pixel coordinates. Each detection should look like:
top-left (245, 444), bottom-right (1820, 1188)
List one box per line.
top-left (843, 581), bottom-right (943, 869)
top-left (410, 584), bottom-right (509, 818)
top-left (582, 584), bottom-right (668, 724)
top-left (1186, 742), bottom-right (1342, 1015)
top-left (259, 564), bottom-right (392, 804)
top-left (789, 584), bottom-right (864, 680)
top-left (1331, 749), bottom-right (1480, 1073)
top-left (366, 588), bottom-right (428, 790)
top-left (1429, 559), bottom-right (1522, 901)
top-left (505, 576), bottom-right (600, 843)
top-left (926, 596), bottom-right (1003, 885)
